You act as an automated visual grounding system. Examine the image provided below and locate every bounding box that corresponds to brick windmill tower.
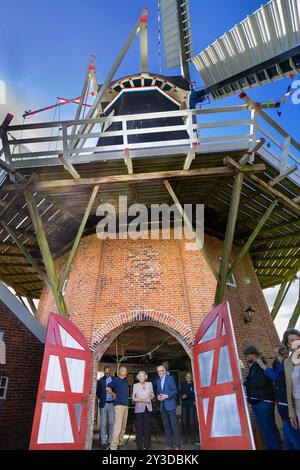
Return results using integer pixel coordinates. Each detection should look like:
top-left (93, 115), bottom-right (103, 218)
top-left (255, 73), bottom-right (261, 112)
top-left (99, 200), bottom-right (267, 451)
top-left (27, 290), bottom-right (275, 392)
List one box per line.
top-left (1, 0), bottom-right (300, 450)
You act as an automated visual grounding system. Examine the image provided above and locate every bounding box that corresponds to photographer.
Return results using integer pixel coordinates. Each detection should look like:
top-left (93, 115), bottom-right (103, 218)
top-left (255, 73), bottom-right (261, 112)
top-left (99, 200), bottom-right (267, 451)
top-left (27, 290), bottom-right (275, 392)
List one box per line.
top-left (256, 344), bottom-right (300, 450)
top-left (243, 345), bottom-right (281, 450)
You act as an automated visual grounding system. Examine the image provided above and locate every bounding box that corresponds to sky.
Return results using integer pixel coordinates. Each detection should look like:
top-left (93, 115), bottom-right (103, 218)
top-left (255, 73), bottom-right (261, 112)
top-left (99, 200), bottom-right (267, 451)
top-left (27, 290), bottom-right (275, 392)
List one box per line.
top-left (0, 0), bottom-right (299, 337)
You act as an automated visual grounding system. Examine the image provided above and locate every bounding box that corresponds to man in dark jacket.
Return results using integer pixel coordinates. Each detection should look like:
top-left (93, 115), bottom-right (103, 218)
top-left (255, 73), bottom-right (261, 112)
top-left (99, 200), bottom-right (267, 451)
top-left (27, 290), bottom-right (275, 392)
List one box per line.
top-left (243, 346), bottom-right (281, 450)
top-left (180, 372), bottom-right (196, 444)
top-left (96, 366), bottom-right (114, 449)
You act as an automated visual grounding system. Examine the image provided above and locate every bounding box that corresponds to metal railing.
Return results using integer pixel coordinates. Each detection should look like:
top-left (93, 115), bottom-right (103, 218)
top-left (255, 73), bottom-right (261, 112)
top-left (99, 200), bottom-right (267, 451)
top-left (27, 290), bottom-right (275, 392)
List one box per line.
top-left (0, 104), bottom-right (300, 186)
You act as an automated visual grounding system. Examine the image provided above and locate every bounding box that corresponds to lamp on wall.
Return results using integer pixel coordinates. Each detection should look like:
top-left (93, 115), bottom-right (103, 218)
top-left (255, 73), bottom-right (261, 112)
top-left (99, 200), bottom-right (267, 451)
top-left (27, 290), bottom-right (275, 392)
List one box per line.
top-left (243, 306), bottom-right (255, 324)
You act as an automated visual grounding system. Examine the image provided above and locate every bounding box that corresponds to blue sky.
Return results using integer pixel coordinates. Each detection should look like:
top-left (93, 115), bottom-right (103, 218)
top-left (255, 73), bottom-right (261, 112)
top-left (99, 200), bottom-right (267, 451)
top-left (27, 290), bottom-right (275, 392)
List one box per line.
top-left (0, 0), bottom-right (299, 131)
top-left (0, 0), bottom-right (299, 336)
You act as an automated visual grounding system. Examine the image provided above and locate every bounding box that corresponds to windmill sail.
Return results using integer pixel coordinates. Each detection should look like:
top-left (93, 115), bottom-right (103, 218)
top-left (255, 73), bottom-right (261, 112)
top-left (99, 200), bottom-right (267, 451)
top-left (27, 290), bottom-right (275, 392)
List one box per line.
top-left (193, 0), bottom-right (300, 99)
top-left (160, 0), bottom-right (193, 71)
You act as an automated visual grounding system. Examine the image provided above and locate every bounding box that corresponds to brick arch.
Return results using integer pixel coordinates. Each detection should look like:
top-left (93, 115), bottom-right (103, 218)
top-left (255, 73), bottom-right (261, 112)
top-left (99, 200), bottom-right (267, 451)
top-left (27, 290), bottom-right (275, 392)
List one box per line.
top-left (91, 309), bottom-right (194, 357)
top-left (85, 309), bottom-right (194, 448)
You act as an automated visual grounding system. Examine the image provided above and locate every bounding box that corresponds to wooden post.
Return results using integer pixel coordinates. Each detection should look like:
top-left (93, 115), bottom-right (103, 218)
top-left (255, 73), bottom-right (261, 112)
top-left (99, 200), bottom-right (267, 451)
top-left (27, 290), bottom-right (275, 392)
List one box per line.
top-left (271, 280), bottom-right (292, 320)
top-left (214, 172), bottom-right (244, 305)
top-left (26, 296), bottom-right (38, 316)
top-left (226, 199), bottom-right (278, 281)
top-left (288, 279), bottom-right (300, 328)
top-left (164, 179), bottom-right (219, 282)
top-left (140, 13), bottom-right (148, 73)
top-left (58, 185), bottom-right (99, 292)
top-left (24, 190), bottom-right (68, 317)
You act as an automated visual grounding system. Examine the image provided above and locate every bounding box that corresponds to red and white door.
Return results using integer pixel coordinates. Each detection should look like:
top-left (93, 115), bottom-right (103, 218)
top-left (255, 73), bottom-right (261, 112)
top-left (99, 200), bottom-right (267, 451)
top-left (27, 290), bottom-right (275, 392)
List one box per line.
top-left (193, 302), bottom-right (255, 450)
top-left (30, 313), bottom-right (91, 450)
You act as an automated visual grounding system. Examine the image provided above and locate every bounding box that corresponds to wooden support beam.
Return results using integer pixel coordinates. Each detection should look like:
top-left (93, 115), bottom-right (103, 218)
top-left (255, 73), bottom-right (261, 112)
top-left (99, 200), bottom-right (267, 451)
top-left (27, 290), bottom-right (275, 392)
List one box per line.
top-left (58, 151), bottom-right (80, 179)
top-left (24, 190), bottom-right (68, 317)
top-left (288, 277), bottom-right (300, 328)
top-left (288, 299), bottom-right (300, 328)
top-left (124, 148), bottom-right (133, 175)
top-left (0, 114), bottom-right (14, 171)
top-left (140, 13), bottom-right (148, 73)
top-left (26, 296), bottom-right (37, 316)
top-left (3, 163), bottom-right (267, 192)
top-left (163, 180), bottom-right (219, 282)
top-left (269, 165), bottom-right (297, 187)
top-left (252, 243), bottom-right (300, 256)
top-left (1, 221), bottom-right (49, 286)
top-left (239, 138), bottom-right (265, 166)
top-left (183, 144), bottom-right (197, 170)
top-left (214, 172), bottom-right (244, 305)
top-left (252, 231), bottom-right (300, 247)
top-left (58, 185), bottom-right (99, 291)
top-left (0, 159), bottom-right (25, 182)
top-left (271, 280), bottom-right (293, 320)
top-left (227, 199), bottom-right (278, 281)
top-left (245, 173), bottom-right (300, 215)
top-left (0, 174), bottom-right (38, 222)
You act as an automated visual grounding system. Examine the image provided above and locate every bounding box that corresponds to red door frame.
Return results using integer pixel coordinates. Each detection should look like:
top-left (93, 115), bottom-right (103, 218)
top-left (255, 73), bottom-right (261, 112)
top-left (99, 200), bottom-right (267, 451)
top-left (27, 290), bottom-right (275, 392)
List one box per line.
top-left (30, 313), bottom-right (91, 450)
top-left (193, 302), bottom-right (255, 450)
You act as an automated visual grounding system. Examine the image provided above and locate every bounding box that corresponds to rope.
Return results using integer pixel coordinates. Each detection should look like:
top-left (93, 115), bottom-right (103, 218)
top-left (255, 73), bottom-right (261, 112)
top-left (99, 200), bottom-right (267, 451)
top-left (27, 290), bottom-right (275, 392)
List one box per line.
top-left (246, 396), bottom-right (288, 406)
top-left (117, 335), bottom-right (172, 369)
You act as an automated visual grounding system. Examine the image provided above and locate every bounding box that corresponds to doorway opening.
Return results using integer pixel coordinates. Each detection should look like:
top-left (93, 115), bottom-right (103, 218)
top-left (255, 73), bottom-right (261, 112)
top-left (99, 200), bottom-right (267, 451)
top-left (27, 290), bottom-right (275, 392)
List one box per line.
top-left (93, 325), bottom-right (200, 450)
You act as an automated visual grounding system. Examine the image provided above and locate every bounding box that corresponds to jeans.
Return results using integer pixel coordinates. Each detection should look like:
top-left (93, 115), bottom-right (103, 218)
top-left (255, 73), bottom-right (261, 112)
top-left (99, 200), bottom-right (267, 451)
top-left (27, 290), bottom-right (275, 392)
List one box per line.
top-left (160, 404), bottom-right (180, 448)
top-left (282, 418), bottom-right (300, 450)
top-left (252, 401), bottom-right (282, 450)
top-left (135, 408), bottom-right (152, 449)
top-left (110, 405), bottom-right (128, 450)
top-left (100, 402), bottom-right (114, 445)
top-left (277, 404), bottom-right (300, 450)
top-left (182, 406), bottom-right (195, 443)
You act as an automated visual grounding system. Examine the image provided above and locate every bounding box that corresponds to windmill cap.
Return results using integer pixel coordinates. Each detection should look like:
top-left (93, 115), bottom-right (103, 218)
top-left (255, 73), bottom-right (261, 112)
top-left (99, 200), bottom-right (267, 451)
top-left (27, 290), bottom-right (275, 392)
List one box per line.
top-left (244, 345), bottom-right (260, 356)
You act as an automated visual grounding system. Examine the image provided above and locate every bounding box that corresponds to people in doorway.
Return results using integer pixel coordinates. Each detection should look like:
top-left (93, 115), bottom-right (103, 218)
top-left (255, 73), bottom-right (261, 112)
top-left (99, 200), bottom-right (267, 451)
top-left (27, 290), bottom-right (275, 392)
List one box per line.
top-left (96, 366), bottom-right (115, 449)
top-left (243, 345), bottom-right (282, 450)
top-left (132, 371), bottom-right (154, 450)
top-left (283, 328), bottom-right (300, 432)
top-left (256, 343), bottom-right (300, 450)
top-left (180, 372), bottom-right (196, 444)
top-left (156, 364), bottom-right (180, 450)
top-left (106, 366), bottom-right (129, 450)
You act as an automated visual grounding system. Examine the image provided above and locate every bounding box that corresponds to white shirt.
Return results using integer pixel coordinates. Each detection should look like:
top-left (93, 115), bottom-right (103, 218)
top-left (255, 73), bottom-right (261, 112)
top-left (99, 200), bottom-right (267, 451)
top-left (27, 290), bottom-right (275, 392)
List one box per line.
top-left (292, 364), bottom-right (300, 399)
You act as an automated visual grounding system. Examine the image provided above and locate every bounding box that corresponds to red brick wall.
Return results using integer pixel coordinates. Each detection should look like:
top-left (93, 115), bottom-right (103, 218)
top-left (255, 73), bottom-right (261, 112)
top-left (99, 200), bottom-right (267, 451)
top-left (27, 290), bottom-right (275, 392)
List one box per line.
top-left (37, 231), bottom-right (280, 448)
top-left (37, 232), bottom-right (279, 361)
top-left (0, 302), bottom-right (44, 450)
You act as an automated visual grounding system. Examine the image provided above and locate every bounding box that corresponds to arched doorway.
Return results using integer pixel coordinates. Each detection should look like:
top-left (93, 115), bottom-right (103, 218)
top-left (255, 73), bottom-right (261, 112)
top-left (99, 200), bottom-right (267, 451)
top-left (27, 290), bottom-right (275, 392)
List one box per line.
top-left (87, 320), bottom-right (200, 450)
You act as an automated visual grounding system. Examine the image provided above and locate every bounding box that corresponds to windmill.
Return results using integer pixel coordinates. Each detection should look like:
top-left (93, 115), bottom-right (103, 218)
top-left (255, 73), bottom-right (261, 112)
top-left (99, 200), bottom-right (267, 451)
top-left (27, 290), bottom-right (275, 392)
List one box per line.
top-left (160, 0), bottom-right (300, 100)
top-left (0, 0), bottom-right (300, 318)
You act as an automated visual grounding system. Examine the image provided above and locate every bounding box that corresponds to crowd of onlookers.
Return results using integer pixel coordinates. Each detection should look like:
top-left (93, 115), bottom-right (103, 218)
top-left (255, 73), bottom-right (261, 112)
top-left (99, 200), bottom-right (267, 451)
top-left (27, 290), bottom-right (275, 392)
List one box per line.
top-left (96, 327), bottom-right (300, 450)
top-left (243, 327), bottom-right (300, 450)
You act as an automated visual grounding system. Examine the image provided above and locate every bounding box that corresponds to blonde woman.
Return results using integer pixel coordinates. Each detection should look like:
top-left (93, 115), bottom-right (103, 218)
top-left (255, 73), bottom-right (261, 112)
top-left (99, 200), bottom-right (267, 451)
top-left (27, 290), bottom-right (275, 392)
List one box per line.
top-left (133, 371), bottom-right (154, 450)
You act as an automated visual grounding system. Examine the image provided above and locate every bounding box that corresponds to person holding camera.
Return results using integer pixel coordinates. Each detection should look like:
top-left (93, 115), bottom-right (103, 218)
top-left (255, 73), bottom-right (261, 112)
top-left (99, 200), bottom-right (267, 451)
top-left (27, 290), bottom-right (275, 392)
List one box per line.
top-left (256, 343), bottom-right (300, 450)
top-left (243, 345), bottom-right (282, 450)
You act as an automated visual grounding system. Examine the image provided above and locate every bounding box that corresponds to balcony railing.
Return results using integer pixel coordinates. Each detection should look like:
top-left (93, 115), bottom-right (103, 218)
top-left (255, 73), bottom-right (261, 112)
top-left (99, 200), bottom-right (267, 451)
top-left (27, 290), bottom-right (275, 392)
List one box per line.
top-left (0, 104), bottom-right (300, 186)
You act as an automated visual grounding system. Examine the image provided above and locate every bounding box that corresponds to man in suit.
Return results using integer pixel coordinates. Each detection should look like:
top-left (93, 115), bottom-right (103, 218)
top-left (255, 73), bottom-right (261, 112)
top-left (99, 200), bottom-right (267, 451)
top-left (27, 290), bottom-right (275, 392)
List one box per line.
top-left (96, 366), bottom-right (114, 449)
top-left (156, 364), bottom-right (180, 450)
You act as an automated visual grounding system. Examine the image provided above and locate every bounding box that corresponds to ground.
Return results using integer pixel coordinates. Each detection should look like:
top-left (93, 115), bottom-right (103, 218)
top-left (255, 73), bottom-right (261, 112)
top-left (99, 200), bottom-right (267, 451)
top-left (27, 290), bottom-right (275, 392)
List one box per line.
top-left (92, 430), bottom-right (200, 451)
